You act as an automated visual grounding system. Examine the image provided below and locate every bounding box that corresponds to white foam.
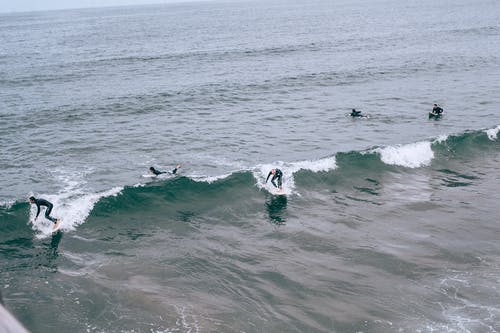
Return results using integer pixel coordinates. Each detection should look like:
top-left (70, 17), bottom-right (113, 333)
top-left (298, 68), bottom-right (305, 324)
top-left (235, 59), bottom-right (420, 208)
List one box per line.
top-left (433, 134), bottom-right (449, 143)
top-left (288, 156), bottom-right (338, 173)
top-left (0, 200), bottom-right (15, 209)
top-left (418, 272), bottom-right (500, 333)
top-left (374, 141), bottom-right (434, 168)
top-left (30, 187), bottom-right (122, 238)
top-left (191, 173), bottom-right (233, 184)
top-left (485, 125), bottom-right (500, 140)
top-left (142, 172), bottom-right (177, 180)
top-left (253, 156), bottom-right (337, 195)
top-left (141, 174), bottom-right (157, 178)
top-left (147, 305), bottom-right (201, 333)
top-left (29, 168), bottom-right (122, 238)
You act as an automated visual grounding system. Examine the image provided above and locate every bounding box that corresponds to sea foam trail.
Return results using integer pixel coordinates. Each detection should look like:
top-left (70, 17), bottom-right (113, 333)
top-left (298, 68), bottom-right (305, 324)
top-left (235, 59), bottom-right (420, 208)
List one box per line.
top-left (373, 141), bottom-right (434, 168)
top-left (253, 156), bottom-right (337, 195)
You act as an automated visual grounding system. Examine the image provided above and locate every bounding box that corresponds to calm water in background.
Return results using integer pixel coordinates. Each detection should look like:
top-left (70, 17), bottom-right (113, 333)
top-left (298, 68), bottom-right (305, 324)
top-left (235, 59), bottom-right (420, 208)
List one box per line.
top-left (1, 0), bottom-right (500, 332)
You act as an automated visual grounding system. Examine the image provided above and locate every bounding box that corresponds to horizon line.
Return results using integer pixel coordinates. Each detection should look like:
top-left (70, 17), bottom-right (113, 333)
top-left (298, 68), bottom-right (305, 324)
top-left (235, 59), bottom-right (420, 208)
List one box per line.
top-left (0, 0), bottom-right (220, 15)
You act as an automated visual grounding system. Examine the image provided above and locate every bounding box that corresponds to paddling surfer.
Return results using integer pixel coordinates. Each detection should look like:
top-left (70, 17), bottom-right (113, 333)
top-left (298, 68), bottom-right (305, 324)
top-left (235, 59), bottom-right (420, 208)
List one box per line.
top-left (350, 108), bottom-right (363, 117)
top-left (149, 164), bottom-right (181, 176)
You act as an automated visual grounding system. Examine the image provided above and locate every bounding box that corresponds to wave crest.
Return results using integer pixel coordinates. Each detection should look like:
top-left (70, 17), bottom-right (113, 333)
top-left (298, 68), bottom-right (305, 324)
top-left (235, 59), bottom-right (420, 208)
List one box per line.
top-left (373, 141), bottom-right (434, 168)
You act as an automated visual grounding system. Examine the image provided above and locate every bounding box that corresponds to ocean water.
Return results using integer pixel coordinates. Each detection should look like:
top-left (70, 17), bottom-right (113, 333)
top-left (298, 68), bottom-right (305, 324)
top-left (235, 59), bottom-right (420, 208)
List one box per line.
top-left (1, 0), bottom-right (500, 332)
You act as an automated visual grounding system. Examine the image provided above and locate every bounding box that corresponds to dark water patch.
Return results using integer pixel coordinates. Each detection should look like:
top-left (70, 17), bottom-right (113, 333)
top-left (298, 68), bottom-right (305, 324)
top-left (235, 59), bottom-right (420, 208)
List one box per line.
top-left (345, 195), bottom-right (382, 206)
top-left (442, 179), bottom-right (473, 187)
top-left (1, 236), bottom-right (63, 276)
top-left (0, 202), bottom-right (34, 243)
top-left (0, 203), bottom-right (66, 274)
top-left (437, 168), bottom-right (479, 187)
top-left (353, 185), bottom-right (379, 196)
top-left (449, 25), bottom-right (500, 37)
top-left (437, 168), bottom-right (479, 180)
top-left (103, 251), bottom-right (135, 257)
top-left (265, 195), bottom-right (288, 225)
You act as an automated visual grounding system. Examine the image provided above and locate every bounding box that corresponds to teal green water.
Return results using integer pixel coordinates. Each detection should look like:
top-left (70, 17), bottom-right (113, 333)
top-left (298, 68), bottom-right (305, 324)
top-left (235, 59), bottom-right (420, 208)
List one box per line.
top-left (1, 0), bottom-right (500, 332)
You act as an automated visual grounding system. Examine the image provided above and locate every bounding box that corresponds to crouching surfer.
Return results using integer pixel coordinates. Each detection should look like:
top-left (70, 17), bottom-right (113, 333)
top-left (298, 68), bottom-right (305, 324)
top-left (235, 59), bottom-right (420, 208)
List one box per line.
top-left (430, 103), bottom-right (444, 117)
top-left (29, 196), bottom-right (61, 230)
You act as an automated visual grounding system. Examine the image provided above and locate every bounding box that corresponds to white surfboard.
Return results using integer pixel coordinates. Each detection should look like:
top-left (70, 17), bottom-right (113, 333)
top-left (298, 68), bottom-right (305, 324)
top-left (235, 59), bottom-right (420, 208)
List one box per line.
top-left (52, 219), bottom-right (62, 232)
top-left (271, 187), bottom-right (286, 195)
top-left (142, 174), bottom-right (157, 178)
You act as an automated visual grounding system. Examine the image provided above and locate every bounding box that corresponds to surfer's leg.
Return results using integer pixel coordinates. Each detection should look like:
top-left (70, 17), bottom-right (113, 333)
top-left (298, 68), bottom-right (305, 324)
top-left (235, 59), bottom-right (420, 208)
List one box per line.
top-left (277, 178), bottom-right (283, 189)
top-left (44, 206), bottom-right (57, 223)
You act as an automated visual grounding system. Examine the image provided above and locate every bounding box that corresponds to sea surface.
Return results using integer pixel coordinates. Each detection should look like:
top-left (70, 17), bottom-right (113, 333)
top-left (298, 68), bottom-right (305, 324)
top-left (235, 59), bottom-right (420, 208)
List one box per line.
top-left (1, 0), bottom-right (500, 332)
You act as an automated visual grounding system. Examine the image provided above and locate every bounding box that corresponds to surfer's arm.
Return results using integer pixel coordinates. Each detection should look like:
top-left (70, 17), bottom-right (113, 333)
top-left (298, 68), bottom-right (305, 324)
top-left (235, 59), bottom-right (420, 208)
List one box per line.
top-left (265, 172), bottom-right (272, 183)
top-left (171, 164), bottom-right (181, 174)
top-left (35, 204), bottom-right (40, 220)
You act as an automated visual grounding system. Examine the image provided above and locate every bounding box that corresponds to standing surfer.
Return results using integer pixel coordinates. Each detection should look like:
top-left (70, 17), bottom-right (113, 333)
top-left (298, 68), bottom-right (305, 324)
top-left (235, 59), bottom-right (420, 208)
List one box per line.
top-left (266, 168), bottom-right (283, 190)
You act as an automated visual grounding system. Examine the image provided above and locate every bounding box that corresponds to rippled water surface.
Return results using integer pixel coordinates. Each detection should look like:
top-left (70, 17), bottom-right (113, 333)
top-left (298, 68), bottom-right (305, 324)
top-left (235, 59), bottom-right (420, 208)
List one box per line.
top-left (1, 0), bottom-right (500, 332)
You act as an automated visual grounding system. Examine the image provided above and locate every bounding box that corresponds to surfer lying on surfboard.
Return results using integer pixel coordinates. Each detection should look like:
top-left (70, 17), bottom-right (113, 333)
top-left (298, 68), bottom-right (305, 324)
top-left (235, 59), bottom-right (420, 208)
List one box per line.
top-left (266, 168), bottom-right (283, 190)
top-left (29, 196), bottom-right (61, 230)
top-left (149, 164), bottom-right (181, 176)
top-left (350, 108), bottom-right (363, 117)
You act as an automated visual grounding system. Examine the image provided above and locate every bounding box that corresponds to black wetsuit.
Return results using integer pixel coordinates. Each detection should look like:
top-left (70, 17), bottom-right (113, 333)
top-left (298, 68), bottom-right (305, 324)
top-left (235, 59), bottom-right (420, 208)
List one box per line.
top-left (432, 106), bottom-right (443, 115)
top-left (151, 166), bottom-right (179, 176)
top-left (351, 110), bottom-right (362, 117)
top-left (266, 169), bottom-right (283, 189)
top-left (33, 198), bottom-right (57, 223)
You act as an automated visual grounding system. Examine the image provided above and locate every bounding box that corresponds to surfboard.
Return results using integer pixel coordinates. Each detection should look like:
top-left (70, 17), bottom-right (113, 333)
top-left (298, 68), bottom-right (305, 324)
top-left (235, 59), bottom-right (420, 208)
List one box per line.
top-left (350, 113), bottom-right (369, 119)
top-left (429, 112), bottom-right (442, 119)
top-left (271, 188), bottom-right (286, 195)
top-left (52, 219), bottom-right (62, 232)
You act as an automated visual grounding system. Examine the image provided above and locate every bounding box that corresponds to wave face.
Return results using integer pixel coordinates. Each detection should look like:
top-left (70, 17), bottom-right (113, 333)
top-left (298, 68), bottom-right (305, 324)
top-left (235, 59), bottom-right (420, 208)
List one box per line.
top-left (2, 127), bottom-right (498, 236)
